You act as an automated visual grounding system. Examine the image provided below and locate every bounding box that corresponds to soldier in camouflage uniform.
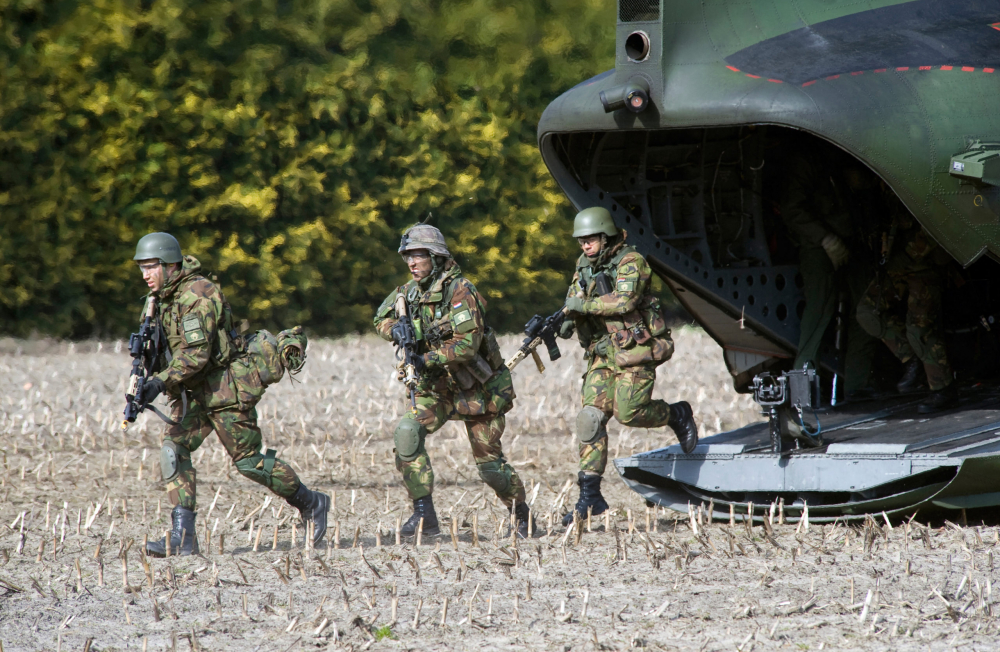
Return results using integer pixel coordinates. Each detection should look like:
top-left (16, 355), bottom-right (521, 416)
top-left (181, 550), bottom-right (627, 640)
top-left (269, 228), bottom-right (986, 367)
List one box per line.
top-left (132, 233), bottom-right (329, 556)
top-left (557, 207), bottom-right (699, 526)
top-left (781, 151), bottom-right (879, 400)
top-left (374, 225), bottom-right (533, 537)
top-left (856, 191), bottom-right (957, 413)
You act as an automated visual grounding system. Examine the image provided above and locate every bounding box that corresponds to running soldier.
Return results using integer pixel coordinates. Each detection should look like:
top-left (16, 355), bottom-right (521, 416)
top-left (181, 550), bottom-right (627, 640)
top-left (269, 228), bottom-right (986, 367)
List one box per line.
top-left (558, 207), bottom-right (699, 525)
top-left (374, 225), bottom-right (534, 537)
top-left (131, 233), bottom-right (329, 556)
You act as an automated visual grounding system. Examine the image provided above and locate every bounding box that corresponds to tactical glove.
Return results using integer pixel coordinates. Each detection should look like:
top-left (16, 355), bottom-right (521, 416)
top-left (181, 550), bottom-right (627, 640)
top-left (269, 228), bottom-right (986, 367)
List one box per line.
top-left (413, 354), bottom-right (427, 374)
top-left (143, 377), bottom-right (166, 404)
top-left (390, 321), bottom-right (406, 346)
top-left (564, 296), bottom-right (587, 316)
top-left (821, 234), bottom-right (850, 270)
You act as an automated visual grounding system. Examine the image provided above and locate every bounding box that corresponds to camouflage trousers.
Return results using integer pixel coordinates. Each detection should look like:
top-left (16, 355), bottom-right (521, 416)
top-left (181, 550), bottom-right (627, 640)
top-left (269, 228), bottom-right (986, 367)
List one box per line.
top-left (579, 359), bottom-right (671, 475)
top-left (394, 392), bottom-right (525, 506)
top-left (163, 399), bottom-right (301, 510)
top-left (856, 268), bottom-right (953, 390)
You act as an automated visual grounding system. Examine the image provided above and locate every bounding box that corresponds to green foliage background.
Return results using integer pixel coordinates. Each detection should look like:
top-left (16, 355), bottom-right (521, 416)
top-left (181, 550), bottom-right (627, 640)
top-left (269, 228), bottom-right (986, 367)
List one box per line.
top-left (0, 0), bottom-right (616, 338)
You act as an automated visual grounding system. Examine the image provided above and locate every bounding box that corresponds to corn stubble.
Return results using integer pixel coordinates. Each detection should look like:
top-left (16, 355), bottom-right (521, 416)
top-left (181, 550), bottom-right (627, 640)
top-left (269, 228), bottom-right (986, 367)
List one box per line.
top-left (0, 331), bottom-right (996, 650)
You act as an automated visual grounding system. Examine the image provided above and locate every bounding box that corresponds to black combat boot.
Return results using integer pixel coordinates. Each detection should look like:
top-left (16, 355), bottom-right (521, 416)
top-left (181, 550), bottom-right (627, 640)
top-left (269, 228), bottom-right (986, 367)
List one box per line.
top-left (400, 495), bottom-right (440, 537)
top-left (667, 401), bottom-right (699, 453)
top-left (146, 506), bottom-right (200, 557)
top-left (562, 472), bottom-right (610, 527)
top-left (506, 501), bottom-right (537, 539)
top-left (896, 358), bottom-right (925, 394)
top-left (917, 383), bottom-right (958, 414)
top-left (286, 483), bottom-right (331, 547)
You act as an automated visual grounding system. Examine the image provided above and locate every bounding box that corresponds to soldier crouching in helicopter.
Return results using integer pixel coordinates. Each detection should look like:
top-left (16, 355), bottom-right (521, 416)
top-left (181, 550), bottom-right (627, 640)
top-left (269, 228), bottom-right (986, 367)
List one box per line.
top-left (130, 233), bottom-right (329, 556)
top-left (374, 225), bottom-right (535, 538)
top-left (856, 191), bottom-right (957, 413)
top-left (557, 207), bottom-right (698, 526)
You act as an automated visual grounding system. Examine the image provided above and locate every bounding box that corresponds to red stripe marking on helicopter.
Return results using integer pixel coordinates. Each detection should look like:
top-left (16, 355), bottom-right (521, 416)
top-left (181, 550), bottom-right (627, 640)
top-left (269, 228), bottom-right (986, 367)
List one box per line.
top-left (896, 67), bottom-right (909, 71)
top-left (726, 66), bottom-right (741, 72)
top-left (850, 71), bottom-right (864, 76)
top-left (992, 22), bottom-right (1000, 31)
top-left (802, 80), bottom-right (817, 87)
top-left (919, 66), bottom-right (932, 70)
top-left (746, 74), bottom-right (761, 79)
top-left (940, 65), bottom-right (953, 70)
top-left (874, 68), bottom-right (887, 73)
top-left (986, 68), bottom-right (996, 73)
top-left (962, 67), bottom-right (976, 72)
top-left (826, 74), bottom-right (840, 80)
top-left (767, 79), bottom-right (783, 83)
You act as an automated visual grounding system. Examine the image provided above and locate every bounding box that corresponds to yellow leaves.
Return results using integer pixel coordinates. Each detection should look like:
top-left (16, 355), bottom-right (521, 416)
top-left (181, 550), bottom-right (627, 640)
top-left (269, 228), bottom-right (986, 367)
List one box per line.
top-left (336, 182), bottom-right (351, 203)
top-left (217, 184), bottom-right (278, 217)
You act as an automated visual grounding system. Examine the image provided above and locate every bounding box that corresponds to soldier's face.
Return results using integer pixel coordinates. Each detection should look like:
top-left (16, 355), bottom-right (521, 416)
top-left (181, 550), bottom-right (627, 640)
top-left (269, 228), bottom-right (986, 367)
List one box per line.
top-left (138, 259), bottom-right (166, 292)
top-left (578, 235), bottom-right (603, 258)
top-left (403, 249), bottom-right (433, 280)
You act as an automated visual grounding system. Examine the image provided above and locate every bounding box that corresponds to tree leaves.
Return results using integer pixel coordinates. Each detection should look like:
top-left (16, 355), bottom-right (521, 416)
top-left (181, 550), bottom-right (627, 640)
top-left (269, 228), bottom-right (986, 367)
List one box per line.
top-left (0, 0), bottom-right (615, 337)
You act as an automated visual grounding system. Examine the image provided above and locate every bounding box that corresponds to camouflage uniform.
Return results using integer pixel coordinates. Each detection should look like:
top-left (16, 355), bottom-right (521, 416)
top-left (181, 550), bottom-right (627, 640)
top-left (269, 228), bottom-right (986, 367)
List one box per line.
top-left (856, 202), bottom-right (953, 391)
top-left (374, 259), bottom-right (525, 506)
top-left (561, 240), bottom-right (676, 474)
top-left (151, 256), bottom-right (301, 509)
top-left (781, 152), bottom-right (878, 392)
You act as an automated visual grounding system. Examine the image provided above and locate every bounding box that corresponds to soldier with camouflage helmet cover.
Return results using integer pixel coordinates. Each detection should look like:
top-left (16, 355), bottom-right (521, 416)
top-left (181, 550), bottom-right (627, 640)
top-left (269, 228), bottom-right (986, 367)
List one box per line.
top-left (374, 224), bottom-right (535, 537)
top-left (132, 233), bottom-right (329, 556)
top-left (557, 207), bottom-right (699, 526)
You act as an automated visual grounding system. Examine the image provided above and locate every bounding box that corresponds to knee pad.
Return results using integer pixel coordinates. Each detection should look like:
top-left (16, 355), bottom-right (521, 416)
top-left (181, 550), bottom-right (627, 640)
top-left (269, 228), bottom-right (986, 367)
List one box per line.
top-left (477, 460), bottom-right (512, 495)
top-left (906, 324), bottom-right (929, 361)
top-left (235, 449), bottom-right (277, 484)
top-left (575, 406), bottom-right (606, 444)
top-left (855, 302), bottom-right (886, 338)
top-left (160, 441), bottom-right (192, 482)
top-left (394, 418), bottom-right (426, 462)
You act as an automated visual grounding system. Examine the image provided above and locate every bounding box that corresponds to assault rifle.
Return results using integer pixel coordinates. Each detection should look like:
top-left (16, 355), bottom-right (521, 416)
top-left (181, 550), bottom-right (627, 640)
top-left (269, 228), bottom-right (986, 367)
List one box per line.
top-left (393, 294), bottom-right (420, 409)
top-left (506, 306), bottom-right (570, 373)
top-left (121, 297), bottom-right (160, 430)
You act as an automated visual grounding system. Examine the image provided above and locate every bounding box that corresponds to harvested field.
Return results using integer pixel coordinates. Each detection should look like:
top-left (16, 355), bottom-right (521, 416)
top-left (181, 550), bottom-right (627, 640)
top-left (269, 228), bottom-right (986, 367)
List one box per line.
top-left (0, 328), bottom-right (996, 651)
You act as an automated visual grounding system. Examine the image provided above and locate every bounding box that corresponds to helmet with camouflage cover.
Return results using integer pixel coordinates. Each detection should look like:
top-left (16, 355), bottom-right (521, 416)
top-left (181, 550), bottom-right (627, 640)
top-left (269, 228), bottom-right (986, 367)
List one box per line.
top-left (134, 232), bottom-right (183, 264)
top-left (399, 224), bottom-right (450, 257)
top-left (572, 207), bottom-right (618, 238)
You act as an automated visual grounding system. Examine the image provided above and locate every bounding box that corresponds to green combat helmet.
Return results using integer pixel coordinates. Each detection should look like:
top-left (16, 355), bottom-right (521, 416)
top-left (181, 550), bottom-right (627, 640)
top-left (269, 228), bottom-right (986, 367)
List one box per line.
top-left (399, 224), bottom-right (450, 257)
top-left (572, 207), bottom-right (618, 238)
top-left (134, 232), bottom-right (183, 264)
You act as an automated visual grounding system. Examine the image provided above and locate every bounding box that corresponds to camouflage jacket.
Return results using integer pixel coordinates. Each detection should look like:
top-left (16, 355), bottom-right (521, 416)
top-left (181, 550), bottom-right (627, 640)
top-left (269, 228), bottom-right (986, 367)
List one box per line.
top-left (374, 260), bottom-right (514, 416)
top-left (146, 256), bottom-right (238, 409)
top-left (562, 241), bottom-right (672, 367)
top-left (781, 152), bottom-right (854, 250)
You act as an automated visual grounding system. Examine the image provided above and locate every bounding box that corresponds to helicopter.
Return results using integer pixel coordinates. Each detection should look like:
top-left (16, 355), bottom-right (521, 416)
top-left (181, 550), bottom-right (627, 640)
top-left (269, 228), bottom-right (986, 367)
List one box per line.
top-left (536, 0), bottom-right (1000, 521)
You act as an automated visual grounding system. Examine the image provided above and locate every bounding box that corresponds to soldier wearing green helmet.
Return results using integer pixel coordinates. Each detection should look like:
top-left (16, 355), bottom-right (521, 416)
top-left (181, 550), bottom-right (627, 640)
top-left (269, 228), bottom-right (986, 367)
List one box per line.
top-left (374, 224), bottom-right (535, 538)
top-left (132, 232), bottom-right (329, 556)
top-left (557, 207), bottom-right (699, 526)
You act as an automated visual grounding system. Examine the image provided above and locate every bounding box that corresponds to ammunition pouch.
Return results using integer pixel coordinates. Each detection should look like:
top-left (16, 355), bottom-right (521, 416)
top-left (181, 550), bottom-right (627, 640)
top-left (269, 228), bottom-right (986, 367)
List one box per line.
top-left (231, 328), bottom-right (307, 409)
top-left (477, 459), bottom-right (513, 495)
top-left (234, 449), bottom-right (277, 484)
top-left (160, 441), bottom-right (193, 483)
top-left (394, 417), bottom-right (426, 462)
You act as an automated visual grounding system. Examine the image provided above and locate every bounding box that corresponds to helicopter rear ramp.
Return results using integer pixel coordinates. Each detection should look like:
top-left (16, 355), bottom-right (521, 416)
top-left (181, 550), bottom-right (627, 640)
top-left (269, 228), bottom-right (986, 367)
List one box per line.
top-left (614, 386), bottom-right (1000, 521)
